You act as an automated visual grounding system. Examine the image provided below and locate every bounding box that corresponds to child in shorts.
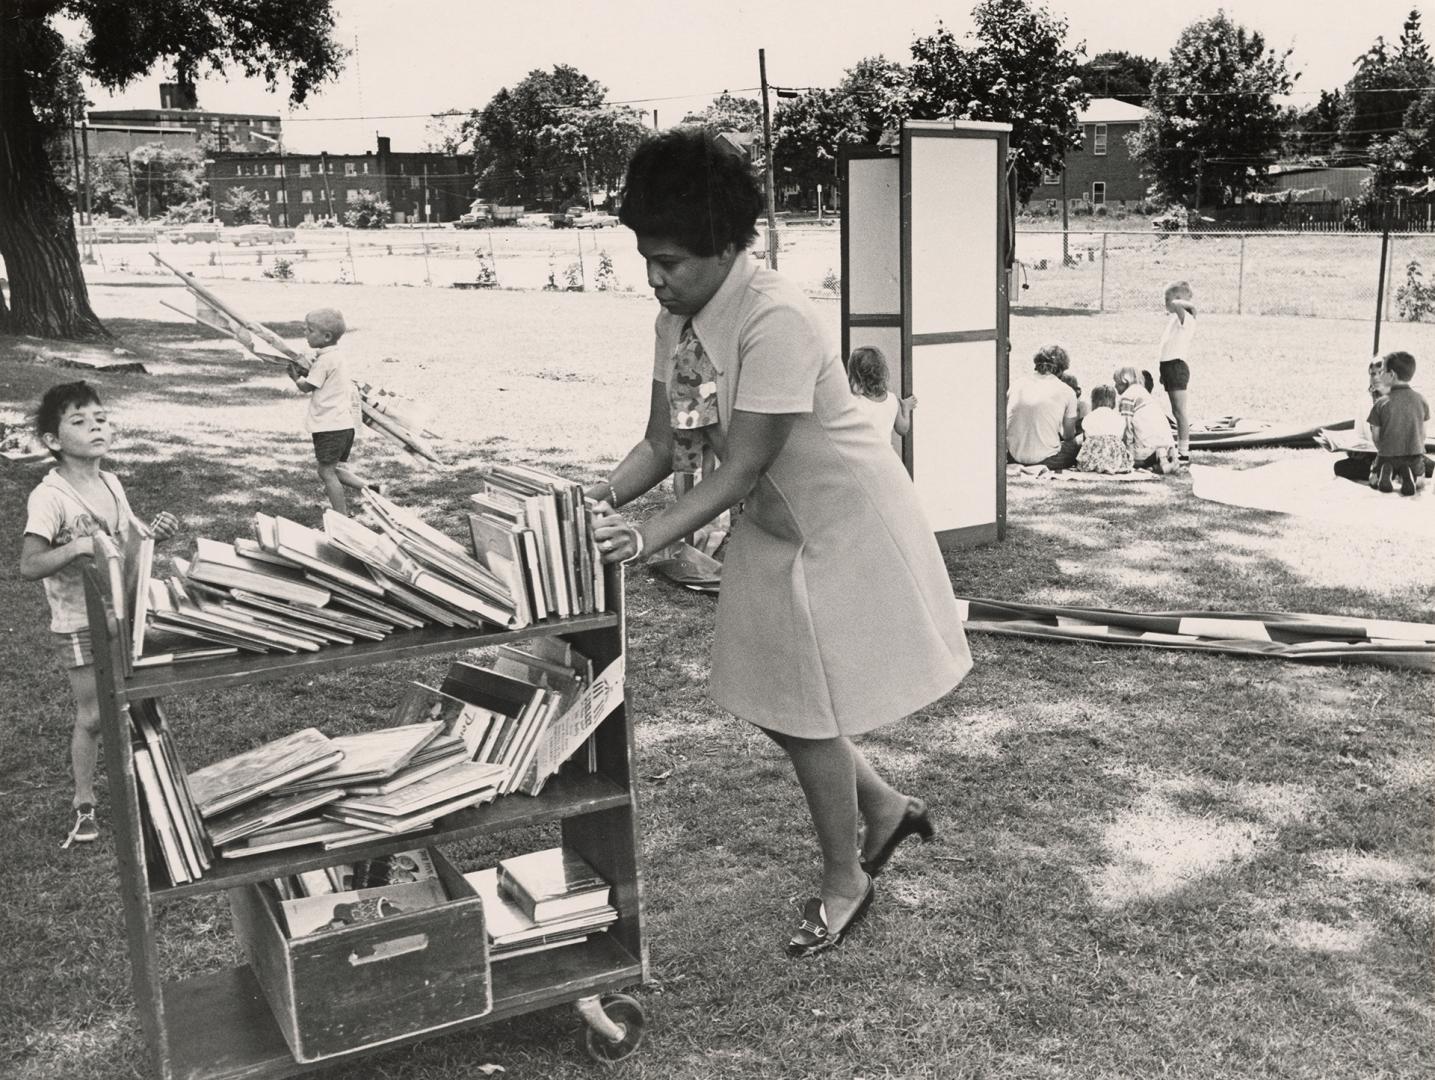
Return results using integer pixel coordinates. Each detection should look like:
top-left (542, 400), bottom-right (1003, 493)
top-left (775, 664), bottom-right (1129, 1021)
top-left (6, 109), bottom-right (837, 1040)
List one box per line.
top-left (1157, 281), bottom-right (1196, 464)
top-left (1367, 351), bottom-right (1430, 496)
top-left (286, 307), bottom-right (379, 514)
top-left (19, 381), bottom-right (179, 846)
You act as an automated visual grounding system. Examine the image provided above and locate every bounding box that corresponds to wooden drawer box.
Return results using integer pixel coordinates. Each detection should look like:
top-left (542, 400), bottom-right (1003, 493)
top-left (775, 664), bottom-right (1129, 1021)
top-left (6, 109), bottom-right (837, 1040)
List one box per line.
top-left (229, 848), bottom-right (491, 1063)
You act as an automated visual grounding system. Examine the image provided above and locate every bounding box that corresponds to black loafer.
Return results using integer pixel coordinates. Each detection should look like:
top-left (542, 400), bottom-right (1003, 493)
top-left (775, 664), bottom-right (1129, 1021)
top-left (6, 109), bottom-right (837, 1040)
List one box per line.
top-left (860, 798), bottom-right (934, 877)
top-left (785, 875), bottom-right (875, 958)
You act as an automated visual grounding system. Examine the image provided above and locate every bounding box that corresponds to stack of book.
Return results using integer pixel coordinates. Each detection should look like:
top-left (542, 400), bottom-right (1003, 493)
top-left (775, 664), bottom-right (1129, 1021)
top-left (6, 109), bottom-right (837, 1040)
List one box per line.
top-left (463, 846), bottom-right (617, 960)
top-left (128, 479), bottom-right (611, 666)
top-left (128, 700), bottom-right (212, 886)
top-left (267, 848), bottom-right (450, 938)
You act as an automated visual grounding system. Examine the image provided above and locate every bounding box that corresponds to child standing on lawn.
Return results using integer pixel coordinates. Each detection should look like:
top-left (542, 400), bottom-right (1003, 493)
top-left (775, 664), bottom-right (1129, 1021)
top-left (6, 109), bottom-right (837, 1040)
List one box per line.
top-left (1367, 351), bottom-right (1430, 496)
top-left (19, 381), bottom-right (179, 847)
top-left (847, 345), bottom-right (917, 444)
top-left (1157, 280), bottom-right (1196, 464)
top-left (286, 307), bottom-right (378, 514)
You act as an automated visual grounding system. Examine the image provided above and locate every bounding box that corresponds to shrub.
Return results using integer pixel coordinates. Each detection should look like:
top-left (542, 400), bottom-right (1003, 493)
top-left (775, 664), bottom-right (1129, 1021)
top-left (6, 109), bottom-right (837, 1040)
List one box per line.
top-left (474, 251), bottom-right (498, 288)
top-left (342, 191), bottom-right (390, 229)
top-left (262, 257), bottom-right (295, 281)
top-left (1396, 259), bottom-right (1435, 322)
top-left (821, 268), bottom-right (841, 295)
top-left (222, 186), bottom-right (263, 225)
top-left (563, 261), bottom-right (584, 291)
top-left (594, 251), bottom-right (616, 291)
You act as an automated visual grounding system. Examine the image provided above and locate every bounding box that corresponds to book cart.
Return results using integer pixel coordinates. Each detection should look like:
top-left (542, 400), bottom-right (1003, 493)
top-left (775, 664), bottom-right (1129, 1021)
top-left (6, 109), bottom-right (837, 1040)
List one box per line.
top-left (84, 563), bottom-right (649, 1079)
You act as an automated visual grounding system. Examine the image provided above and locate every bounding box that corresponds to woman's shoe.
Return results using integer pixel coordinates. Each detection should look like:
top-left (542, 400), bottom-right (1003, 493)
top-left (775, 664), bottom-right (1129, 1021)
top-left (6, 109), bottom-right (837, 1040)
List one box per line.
top-left (860, 798), bottom-right (934, 877)
top-left (785, 875), bottom-right (875, 958)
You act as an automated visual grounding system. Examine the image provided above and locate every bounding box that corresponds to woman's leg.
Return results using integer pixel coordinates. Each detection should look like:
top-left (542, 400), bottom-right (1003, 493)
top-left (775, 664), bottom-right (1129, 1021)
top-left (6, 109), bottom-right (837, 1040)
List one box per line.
top-left (851, 744), bottom-right (919, 862)
top-left (779, 734), bottom-right (872, 922)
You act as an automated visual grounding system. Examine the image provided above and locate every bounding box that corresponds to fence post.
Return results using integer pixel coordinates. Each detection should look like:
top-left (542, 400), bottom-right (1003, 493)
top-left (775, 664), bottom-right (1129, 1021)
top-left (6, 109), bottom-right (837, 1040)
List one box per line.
top-left (1236, 234), bottom-right (1245, 315)
top-left (1098, 232), bottom-right (1108, 312)
top-left (1386, 234), bottom-right (1399, 321)
top-left (346, 229), bottom-right (359, 284)
top-left (421, 228), bottom-right (432, 287)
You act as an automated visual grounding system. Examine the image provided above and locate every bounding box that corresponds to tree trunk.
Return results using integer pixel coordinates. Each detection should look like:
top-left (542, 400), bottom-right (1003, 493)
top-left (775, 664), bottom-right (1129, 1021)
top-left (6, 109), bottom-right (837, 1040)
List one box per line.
top-left (0, 7), bottom-right (108, 340)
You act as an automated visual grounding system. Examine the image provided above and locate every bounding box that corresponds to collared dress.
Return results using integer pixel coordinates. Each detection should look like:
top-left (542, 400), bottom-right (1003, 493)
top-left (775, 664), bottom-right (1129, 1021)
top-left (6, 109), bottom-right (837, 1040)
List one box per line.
top-left (651, 254), bottom-right (972, 738)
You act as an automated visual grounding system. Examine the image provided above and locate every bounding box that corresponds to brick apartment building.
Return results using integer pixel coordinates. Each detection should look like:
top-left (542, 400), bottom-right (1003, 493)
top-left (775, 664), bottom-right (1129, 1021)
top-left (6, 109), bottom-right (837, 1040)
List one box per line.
top-left (88, 82), bottom-right (281, 153)
top-left (1027, 98), bottom-right (1150, 211)
top-left (207, 136), bottom-right (476, 226)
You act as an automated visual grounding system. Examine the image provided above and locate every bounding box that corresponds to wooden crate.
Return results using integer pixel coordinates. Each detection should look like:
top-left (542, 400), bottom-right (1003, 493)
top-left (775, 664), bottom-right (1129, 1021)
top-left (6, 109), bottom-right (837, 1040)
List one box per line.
top-left (229, 848), bottom-right (491, 1063)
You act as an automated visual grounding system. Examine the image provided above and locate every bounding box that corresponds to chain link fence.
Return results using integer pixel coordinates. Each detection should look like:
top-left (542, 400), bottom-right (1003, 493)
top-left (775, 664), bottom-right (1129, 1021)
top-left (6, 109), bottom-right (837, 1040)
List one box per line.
top-left (1014, 230), bottom-right (1435, 322)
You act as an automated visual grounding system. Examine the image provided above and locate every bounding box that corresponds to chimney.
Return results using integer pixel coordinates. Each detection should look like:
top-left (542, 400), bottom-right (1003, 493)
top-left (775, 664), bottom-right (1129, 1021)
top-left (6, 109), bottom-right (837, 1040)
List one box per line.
top-left (376, 135), bottom-right (391, 156)
top-left (160, 81), bottom-right (198, 110)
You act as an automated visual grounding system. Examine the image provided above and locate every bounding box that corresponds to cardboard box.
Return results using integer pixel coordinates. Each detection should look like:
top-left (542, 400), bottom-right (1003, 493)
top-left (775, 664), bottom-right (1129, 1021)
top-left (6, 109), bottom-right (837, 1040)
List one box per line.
top-left (229, 848), bottom-right (491, 1062)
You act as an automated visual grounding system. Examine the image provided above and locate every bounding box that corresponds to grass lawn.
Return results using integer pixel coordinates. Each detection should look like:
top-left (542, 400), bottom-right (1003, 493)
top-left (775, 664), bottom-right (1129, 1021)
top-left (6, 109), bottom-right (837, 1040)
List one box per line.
top-left (0, 279), bottom-right (1430, 1080)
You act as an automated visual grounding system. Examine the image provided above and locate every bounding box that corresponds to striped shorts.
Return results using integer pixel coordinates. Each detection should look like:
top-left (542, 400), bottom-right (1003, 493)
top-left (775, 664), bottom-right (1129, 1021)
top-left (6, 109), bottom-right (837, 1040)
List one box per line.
top-left (52, 628), bottom-right (95, 670)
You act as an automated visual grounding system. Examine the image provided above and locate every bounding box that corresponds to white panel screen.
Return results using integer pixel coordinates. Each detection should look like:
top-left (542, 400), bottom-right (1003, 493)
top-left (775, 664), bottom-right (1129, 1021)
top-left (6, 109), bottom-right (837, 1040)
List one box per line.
top-left (910, 340), bottom-right (997, 532)
top-left (846, 157), bottom-right (901, 316)
top-left (909, 138), bottom-right (997, 335)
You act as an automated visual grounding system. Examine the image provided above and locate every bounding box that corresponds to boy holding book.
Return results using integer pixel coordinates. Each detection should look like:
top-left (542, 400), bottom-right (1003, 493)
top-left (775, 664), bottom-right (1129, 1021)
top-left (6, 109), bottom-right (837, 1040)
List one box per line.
top-left (19, 382), bottom-right (179, 846)
top-left (286, 307), bottom-right (379, 515)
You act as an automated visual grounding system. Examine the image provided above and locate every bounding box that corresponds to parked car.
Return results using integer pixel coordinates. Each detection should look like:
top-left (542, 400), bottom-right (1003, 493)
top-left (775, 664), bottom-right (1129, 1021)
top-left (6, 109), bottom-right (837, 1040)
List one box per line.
top-left (165, 222), bottom-right (223, 244)
top-left (517, 212), bottom-right (555, 228)
top-left (90, 224), bottom-right (160, 244)
top-left (573, 211), bottom-right (620, 229)
top-left (227, 224), bottom-right (297, 245)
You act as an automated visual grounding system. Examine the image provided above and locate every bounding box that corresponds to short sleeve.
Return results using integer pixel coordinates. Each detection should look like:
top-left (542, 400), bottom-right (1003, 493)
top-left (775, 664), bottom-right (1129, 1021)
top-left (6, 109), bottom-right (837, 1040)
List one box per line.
top-left (1367, 400), bottom-right (1382, 427)
top-left (24, 484), bottom-right (62, 543)
top-left (731, 303), bottom-right (823, 414)
top-left (1063, 389), bottom-right (1078, 422)
top-left (306, 352), bottom-right (336, 388)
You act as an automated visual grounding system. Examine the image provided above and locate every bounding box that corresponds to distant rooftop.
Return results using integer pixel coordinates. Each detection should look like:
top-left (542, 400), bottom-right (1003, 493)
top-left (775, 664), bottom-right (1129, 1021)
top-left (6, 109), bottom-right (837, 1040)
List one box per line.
top-left (1077, 98), bottom-right (1148, 124)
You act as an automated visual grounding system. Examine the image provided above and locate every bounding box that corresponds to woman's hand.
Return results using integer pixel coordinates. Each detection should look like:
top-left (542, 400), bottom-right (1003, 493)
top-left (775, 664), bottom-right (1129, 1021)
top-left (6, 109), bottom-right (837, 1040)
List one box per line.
top-left (590, 501), bottom-right (645, 564)
top-left (150, 511), bottom-right (180, 543)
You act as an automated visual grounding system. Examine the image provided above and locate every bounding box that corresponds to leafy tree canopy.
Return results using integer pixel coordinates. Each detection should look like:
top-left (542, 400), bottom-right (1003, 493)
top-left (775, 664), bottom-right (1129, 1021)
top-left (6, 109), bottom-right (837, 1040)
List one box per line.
top-left (904, 0), bottom-right (1088, 202)
top-left (681, 92), bottom-right (763, 133)
top-left (1076, 51), bottom-right (1157, 105)
top-left (1282, 89), bottom-right (1344, 163)
top-left (1, 0), bottom-right (345, 338)
top-left (1341, 9), bottom-right (1435, 156)
top-left (1128, 11), bottom-right (1293, 208)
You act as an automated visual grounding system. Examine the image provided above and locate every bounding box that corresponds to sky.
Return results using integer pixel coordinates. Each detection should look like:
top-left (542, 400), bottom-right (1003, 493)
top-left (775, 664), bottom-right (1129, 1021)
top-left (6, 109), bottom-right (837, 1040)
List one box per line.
top-left (80, 0), bottom-right (1425, 154)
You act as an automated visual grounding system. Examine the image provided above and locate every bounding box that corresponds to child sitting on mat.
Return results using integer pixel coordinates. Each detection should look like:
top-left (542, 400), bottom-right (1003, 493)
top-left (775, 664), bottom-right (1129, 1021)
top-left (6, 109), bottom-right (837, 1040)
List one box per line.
top-left (1076, 384), bottom-right (1132, 474)
top-left (1367, 351), bottom-right (1430, 496)
top-left (1114, 366), bottom-right (1177, 474)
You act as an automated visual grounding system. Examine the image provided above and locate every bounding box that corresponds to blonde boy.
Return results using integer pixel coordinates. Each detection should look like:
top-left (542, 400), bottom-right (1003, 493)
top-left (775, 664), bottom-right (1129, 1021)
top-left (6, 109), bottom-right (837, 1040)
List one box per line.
top-left (286, 307), bottom-right (379, 514)
top-left (1157, 280), bottom-right (1196, 464)
top-left (19, 382), bottom-right (179, 846)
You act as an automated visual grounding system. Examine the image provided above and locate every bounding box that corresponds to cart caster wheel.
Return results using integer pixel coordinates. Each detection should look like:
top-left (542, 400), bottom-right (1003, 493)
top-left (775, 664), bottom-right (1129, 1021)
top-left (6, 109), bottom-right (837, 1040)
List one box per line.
top-left (577, 993), bottom-right (646, 1064)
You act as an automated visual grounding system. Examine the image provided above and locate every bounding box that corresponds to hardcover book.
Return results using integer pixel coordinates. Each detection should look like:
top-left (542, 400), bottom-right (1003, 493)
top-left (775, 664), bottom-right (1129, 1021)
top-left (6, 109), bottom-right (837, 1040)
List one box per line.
top-left (187, 728), bottom-right (342, 818)
top-left (269, 513), bottom-right (386, 596)
top-left (496, 846), bottom-right (611, 923)
top-left (339, 736), bottom-right (469, 795)
top-left (274, 721), bottom-right (443, 791)
top-left (463, 866), bottom-right (617, 953)
top-left (186, 536), bottom-right (331, 607)
top-left (205, 788), bottom-right (345, 848)
top-left (329, 760), bottom-right (508, 817)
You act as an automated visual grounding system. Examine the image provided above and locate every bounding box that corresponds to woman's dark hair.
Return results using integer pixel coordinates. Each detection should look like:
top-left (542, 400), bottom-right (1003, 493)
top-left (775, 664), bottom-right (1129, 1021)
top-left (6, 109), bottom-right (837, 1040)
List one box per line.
top-left (1090, 384), bottom-right (1116, 410)
top-left (1056, 371), bottom-right (1081, 398)
top-left (37, 381), bottom-right (102, 456)
top-left (1032, 344), bottom-right (1069, 376)
top-left (618, 128), bottom-right (762, 256)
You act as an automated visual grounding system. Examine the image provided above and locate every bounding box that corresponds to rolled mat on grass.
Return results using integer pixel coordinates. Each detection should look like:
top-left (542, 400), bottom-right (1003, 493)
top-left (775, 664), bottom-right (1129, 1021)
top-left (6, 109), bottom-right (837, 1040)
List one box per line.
top-left (644, 553), bottom-right (1432, 671)
top-left (956, 596), bottom-right (1435, 672)
top-left (1189, 417), bottom-right (1435, 451)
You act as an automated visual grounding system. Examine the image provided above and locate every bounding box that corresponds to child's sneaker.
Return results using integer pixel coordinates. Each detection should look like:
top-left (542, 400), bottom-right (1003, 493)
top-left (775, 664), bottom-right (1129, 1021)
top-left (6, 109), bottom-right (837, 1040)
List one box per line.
top-left (62, 803), bottom-right (99, 848)
top-left (1398, 465), bottom-right (1418, 497)
top-left (1377, 464), bottom-right (1395, 493)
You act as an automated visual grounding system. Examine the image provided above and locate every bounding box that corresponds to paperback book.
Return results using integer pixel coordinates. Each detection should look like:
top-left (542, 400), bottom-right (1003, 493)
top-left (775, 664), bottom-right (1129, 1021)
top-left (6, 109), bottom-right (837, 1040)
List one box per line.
top-left (187, 728), bottom-right (342, 818)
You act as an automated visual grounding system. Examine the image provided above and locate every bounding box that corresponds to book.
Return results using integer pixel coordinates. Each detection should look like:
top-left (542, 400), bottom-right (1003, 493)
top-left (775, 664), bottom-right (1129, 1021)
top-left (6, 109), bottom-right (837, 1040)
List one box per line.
top-left (216, 816), bottom-right (364, 857)
top-left (204, 788), bottom-right (345, 847)
top-left (317, 577), bottom-right (421, 630)
top-left (268, 513), bottom-right (386, 596)
top-left (339, 736), bottom-right (470, 795)
top-left (186, 537), bottom-right (331, 607)
top-left (467, 512), bottom-right (535, 627)
top-left (146, 580), bottom-right (272, 653)
top-left (229, 589), bottom-right (391, 640)
top-left (90, 532), bottom-right (131, 661)
top-left (322, 786), bottom-right (499, 834)
top-left (463, 867), bottom-right (617, 955)
top-left (129, 524), bottom-right (156, 664)
top-left (187, 728), bottom-right (342, 818)
top-left (279, 876), bottom-right (449, 938)
top-left (327, 848), bottom-right (438, 891)
top-left (135, 700), bottom-right (214, 872)
top-left (133, 644), bottom-right (240, 668)
top-left (168, 570), bottom-right (324, 653)
top-left (295, 869), bottom-right (337, 896)
top-left (496, 846), bottom-right (612, 923)
top-left (389, 682), bottom-right (502, 759)
top-left (328, 761), bottom-right (508, 817)
top-left (133, 746), bottom-right (191, 885)
top-left (275, 722), bottom-right (443, 791)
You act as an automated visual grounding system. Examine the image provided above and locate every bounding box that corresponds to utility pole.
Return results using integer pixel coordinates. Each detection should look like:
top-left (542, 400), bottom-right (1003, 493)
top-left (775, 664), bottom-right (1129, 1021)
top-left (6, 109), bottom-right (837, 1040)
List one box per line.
top-left (576, 145), bottom-right (593, 211)
top-left (321, 151), bottom-right (336, 222)
top-left (758, 49), bottom-right (779, 270)
top-left (423, 162), bottom-right (430, 223)
top-left (1060, 166), bottom-right (1070, 266)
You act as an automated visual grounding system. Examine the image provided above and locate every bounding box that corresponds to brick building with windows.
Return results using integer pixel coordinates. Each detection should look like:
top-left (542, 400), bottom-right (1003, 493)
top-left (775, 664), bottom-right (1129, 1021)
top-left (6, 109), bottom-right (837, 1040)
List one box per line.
top-left (1027, 98), bottom-right (1149, 212)
top-left (88, 82), bottom-right (281, 153)
top-left (206, 136), bottom-right (475, 226)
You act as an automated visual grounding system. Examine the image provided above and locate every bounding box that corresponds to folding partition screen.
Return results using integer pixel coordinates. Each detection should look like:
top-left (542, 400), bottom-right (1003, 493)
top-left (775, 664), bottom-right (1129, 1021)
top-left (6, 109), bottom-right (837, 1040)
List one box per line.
top-left (841, 120), bottom-right (1010, 549)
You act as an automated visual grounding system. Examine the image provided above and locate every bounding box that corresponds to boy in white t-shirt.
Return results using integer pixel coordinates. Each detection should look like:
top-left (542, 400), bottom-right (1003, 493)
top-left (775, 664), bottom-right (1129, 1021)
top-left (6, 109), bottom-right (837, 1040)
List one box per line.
top-left (19, 382), bottom-right (180, 846)
top-left (286, 307), bottom-right (378, 514)
top-left (1157, 280), bottom-right (1196, 464)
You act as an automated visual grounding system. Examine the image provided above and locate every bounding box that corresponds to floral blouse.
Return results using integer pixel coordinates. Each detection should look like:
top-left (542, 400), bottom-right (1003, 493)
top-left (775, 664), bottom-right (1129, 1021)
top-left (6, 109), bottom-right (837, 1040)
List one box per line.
top-left (669, 320), bottom-right (721, 475)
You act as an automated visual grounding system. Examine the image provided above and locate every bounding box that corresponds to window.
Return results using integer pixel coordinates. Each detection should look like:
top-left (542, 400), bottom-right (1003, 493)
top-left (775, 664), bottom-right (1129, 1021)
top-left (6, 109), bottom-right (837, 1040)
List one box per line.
top-left (301, 190), bottom-right (314, 204)
top-left (410, 176), bottom-right (420, 189)
top-left (1041, 168), bottom-right (1061, 186)
top-left (262, 190), bottom-right (271, 201)
top-left (299, 163), bottom-right (310, 177)
top-left (275, 190), bottom-right (286, 204)
top-left (345, 189), bottom-right (360, 203)
top-left (1092, 182), bottom-right (1106, 206)
top-left (274, 163), bottom-right (285, 178)
top-left (1094, 124), bottom-right (1107, 156)
top-left (362, 162), bottom-right (370, 174)
top-left (344, 162), bottom-right (357, 176)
